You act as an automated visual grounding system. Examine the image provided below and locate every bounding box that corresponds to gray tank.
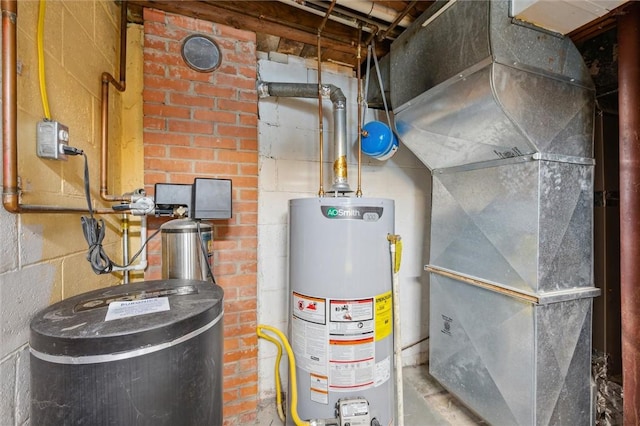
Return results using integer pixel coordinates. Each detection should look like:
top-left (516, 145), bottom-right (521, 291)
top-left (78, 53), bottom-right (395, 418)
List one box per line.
top-left (289, 197), bottom-right (395, 424)
top-left (30, 279), bottom-right (224, 426)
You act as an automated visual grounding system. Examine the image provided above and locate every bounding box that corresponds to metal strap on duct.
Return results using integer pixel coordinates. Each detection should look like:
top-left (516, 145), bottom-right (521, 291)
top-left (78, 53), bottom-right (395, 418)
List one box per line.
top-left (426, 265), bottom-right (601, 305)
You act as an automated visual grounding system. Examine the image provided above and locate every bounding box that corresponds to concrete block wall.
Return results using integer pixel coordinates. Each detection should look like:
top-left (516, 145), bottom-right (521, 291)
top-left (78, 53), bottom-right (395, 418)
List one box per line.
top-left (256, 55), bottom-right (432, 400)
top-left (141, 9), bottom-right (259, 424)
top-left (1, 1), bottom-right (124, 424)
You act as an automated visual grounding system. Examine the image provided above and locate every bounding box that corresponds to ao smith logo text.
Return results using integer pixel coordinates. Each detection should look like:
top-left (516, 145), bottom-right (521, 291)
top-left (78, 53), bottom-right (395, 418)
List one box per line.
top-left (326, 207), bottom-right (360, 217)
top-left (320, 206), bottom-right (384, 221)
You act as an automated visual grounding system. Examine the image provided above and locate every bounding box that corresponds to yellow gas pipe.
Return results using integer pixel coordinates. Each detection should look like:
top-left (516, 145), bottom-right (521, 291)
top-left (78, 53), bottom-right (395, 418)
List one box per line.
top-left (256, 327), bottom-right (286, 422)
top-left (256, 324), bottom-right (310, 426)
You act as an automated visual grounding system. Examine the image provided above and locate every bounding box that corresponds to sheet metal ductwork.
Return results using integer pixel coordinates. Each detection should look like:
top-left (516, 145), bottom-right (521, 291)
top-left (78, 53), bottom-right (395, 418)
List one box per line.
top-left (387, 1), bottom-right (600, 424)
top-left (392, 0), bottom-right (594, 170)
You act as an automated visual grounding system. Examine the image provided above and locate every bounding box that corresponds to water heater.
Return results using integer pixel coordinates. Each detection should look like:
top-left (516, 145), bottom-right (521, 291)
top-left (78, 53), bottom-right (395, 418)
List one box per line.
top-left (289, 197), bottom-right (395, 424)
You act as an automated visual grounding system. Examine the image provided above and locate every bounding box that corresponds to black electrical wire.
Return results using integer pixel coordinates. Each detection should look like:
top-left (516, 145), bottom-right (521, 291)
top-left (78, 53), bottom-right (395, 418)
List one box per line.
top-left (129, 227), bottom-right (161, 264)
top-left (81, 215), bottom-right (116, 274)
top-left (197, 220), bottom-right (217, 284)
top-left (73, 150), bottom-right (159, 275)
top-left (78, 151), bottom-right (122, 274)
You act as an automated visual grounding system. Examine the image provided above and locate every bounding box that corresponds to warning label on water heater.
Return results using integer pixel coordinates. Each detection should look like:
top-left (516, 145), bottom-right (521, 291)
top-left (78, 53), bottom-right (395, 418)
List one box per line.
top-left (328, 297), bottom-right (377, 392)
top-left (329, 298), bottom-right (374, 335)
top-left (291, 291), bottom-right (392, 397)
top-left (329, 335), bottom-right (375, 391)
top-left (292, 293), bottom-right (328, 379)
top-left (293, 292), bottom-right (326, 324)
top-left (375, 291), bottom-right (392, 341)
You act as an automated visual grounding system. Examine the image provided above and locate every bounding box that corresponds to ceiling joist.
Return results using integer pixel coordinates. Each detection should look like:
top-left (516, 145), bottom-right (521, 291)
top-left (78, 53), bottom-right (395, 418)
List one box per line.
top-left (128, 0), bottom-right (394, 66)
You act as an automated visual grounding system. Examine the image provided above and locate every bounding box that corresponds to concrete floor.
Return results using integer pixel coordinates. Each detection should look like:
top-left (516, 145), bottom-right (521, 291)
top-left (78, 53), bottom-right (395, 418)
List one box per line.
top-left (255, 365), bottom-right (484, 426)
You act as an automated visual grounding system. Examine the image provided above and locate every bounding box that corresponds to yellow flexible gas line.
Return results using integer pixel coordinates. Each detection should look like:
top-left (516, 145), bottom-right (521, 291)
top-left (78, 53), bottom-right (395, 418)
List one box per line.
top-left (257, 324), bottom-right (310, 426)
top-left (256, 327), bottom-right (286, 422)
top-left (37, 0), bottom-right (51, 120)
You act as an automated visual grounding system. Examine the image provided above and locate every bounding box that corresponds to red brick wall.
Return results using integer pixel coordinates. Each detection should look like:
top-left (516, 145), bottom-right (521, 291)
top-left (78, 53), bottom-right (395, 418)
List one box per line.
top-left (142, 9), bottom-right (258, 424)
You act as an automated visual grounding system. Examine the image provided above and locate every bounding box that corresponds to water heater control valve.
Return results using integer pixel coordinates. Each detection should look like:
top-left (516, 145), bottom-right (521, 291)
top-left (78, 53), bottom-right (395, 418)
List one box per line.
top-left (335, 397), bottom-right (370, 426)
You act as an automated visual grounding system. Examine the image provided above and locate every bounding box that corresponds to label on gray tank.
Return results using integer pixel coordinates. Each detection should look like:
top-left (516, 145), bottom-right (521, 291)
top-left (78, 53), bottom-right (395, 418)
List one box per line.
top-left (320, 206), bottom-right (383, 221)
top-left (105, 297), bottom-right (170, 321)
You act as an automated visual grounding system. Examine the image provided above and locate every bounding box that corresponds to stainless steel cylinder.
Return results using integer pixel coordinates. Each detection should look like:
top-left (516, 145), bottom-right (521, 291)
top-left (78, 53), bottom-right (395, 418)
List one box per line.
top-left (161, 219), bottom-right (213, 281)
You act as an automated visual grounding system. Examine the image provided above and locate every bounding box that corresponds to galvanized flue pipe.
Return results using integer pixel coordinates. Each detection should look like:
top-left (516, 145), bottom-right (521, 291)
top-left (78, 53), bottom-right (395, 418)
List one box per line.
top-left (257, 81), bottom-right (351, 193)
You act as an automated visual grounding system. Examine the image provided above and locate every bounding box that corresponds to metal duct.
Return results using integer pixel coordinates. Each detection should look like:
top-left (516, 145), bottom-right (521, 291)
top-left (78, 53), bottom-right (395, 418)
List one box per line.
top-left (257, 81), bottom-right (351, 192)
top-left (386, 1), bottom-right (600, 424)
top-left (392, 0), bottom-right (594, 170)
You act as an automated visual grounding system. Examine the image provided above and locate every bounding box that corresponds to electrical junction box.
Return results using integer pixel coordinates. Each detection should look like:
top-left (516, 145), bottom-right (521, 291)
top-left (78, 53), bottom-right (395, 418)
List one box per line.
top-left (36, 120), bottom-right (69, 160)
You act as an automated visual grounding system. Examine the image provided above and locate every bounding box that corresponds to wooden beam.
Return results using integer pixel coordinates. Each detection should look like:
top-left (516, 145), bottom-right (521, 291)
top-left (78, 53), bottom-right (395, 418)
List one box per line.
top-left (569, 1), bottom-right (630, 45)
top-left (277, 38), bottom-right (305, 56)
top-left (569, 14), bottom-right (617, 45)
top-left (256, 33), bottom-right (281, 53)
top-left (129, 0), bottom-right (389, 62)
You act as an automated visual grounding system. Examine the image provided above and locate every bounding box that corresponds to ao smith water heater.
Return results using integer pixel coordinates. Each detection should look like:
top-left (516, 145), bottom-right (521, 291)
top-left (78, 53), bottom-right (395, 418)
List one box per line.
top-left (257, 78), bottom-right (400, 425)
top-left (289, 197), bottom-right (396, 425)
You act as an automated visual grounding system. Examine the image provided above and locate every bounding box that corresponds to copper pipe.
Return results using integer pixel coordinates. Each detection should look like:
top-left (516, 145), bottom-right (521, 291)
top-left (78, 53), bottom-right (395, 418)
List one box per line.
top-left (100, 1), bottom-right (128, 202)
top-left (355, 25), bottom-right (362, 197)
top-left (1, 0), bottom-right (116, 214)
top-left (618, 3), bottom-right (640, 424)
top-left (2, 0), bottom-right (18, 213)
top-left (315, 0), bottom-right (336, 197)
top-left (100, 72), bottom-right (126, 202)
top-left (9, 204), bottom-right (116, 214)
top-left (377, 0), bottom-right (418, 41)
top-left (318, 0), bottom-right (336, 34)
top-left (118, 1), bottom-right (127, 85)
top-left (364, 24), bottom-right (380, 49)
top-left (316, 32), bottom-right (325, 197)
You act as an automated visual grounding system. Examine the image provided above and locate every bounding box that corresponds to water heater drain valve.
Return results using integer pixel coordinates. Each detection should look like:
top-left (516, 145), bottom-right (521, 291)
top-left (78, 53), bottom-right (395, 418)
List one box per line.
top-left (335, 397), bottom-right (370, 426)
